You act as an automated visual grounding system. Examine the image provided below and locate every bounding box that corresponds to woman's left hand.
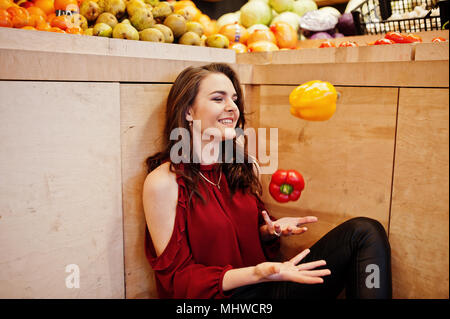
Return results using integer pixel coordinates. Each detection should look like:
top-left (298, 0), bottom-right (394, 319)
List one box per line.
top-left (260, 210), bottom-right (318, 240)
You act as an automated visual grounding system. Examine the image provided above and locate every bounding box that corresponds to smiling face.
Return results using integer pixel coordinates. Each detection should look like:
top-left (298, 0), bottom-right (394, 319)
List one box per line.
top-left (185, 72), bottom-right (240, 140)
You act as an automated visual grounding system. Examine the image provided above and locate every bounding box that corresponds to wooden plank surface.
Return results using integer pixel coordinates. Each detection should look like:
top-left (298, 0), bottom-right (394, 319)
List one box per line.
top-left (257, 85), bottom-right (397, 260)
top-left (0, 81), bottom-right (124, 298)
top-left (0, 28), bottom-right (235, 63)
top-left (389, 88), bottom-right (449, 298)
top-left (120, 84), bottom-right (171, 299)
top-left (0, 48), bottom-right (253, 84)
top-left (414, 42), bottom-right (450, 61)
top-left (237, 44), bottom-right (413, 64)
top-left (251, 61), bottom-right (449, 87)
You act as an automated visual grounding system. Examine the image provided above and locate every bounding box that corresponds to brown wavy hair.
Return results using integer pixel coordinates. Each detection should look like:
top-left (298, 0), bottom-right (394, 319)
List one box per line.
top-left (145, 63), bottom-right (262, 205)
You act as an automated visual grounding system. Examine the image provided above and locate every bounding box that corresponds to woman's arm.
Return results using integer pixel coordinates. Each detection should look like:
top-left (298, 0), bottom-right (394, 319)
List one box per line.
top-left (222, 249), bottom-right (331, 291)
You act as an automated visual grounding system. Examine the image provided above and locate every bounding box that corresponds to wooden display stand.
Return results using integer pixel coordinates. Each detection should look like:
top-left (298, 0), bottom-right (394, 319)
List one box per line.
top-left (0, 28), bottom-right (448, 299)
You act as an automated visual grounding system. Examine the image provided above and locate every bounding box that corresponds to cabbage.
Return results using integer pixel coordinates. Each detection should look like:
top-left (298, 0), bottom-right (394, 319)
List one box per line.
top-left (299, 10), bottom-right (338, 31)
top-left (309, 32), bottom-right (333, 39)
top-left (247, 24), bottom-right (270, 34)
top-left (240, 0), bottom-right (272, 27)
top-left (345, 0), bottom-right (366, 13)
top-left (319, 6), bottom-right (342, 19)
top-left (217, 12), bottom-right (240, 30)
top-left (270, 11), bottom-right (301, 31)
top-left (291, 0), bottom-right (318, 17)
top-left (269, 0), bottom-right (294, 13)
top-left (337, 13), bottom-right (356, 36)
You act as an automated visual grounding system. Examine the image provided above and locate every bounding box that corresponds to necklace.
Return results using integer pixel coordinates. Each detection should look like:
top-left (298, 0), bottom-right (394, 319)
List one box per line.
top-left (198, 169), bottom-right (222, 190)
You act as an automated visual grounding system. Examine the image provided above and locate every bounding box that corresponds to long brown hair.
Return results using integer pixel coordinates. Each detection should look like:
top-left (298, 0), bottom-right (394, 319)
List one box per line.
top-left (146, 63), bottom-right (262, 205)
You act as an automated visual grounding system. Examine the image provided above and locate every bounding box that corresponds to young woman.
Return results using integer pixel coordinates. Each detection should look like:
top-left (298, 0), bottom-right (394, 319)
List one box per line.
top-left (143, 63), bottom-right (392, 299)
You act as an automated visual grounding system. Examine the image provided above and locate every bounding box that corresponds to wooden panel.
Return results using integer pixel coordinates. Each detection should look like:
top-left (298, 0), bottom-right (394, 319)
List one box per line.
top-left (390, 88), bottom-right (449, 298)
top-left (121, 84), bottom-right (171, 299)
top-left (0, 48), bottom-right (252, 84)
top-left (237, 44), bottom-right (413, 64)
top-left (0, 81), bottom-right (124, 298)
top-left (414, 42), bottom-right (450, 61)
top-left (0, 27), bottom-right (235, 63)
top-left (251, 61), bottom-right (449, 87)
top-left (257, 86), bottom-right (397, 260)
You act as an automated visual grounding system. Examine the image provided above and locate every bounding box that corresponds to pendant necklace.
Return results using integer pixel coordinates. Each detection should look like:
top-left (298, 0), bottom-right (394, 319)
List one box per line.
top-left (198, 169), bottom-right (222, 190)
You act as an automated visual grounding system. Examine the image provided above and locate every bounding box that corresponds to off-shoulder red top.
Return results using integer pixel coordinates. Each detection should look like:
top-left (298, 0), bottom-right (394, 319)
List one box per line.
top-left (144, 162), bottom-right (280, 299)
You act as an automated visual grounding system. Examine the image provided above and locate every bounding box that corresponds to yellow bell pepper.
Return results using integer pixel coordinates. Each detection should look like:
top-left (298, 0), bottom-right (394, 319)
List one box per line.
top-left (289, 80), bottom-right (337, 121)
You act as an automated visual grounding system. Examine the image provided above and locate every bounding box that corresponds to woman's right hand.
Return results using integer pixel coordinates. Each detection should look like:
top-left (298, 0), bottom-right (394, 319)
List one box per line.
top-left (254, 249), bottom-right (331, 284)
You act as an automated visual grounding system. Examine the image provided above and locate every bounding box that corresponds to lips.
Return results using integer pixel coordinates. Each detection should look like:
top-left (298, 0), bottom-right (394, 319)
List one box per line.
top-left (218, 117), bottom-right (234, 125)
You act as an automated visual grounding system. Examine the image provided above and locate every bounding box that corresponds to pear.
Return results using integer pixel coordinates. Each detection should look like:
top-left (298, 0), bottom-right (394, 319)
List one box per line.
top-left (113, 22), bottom-right (139, 40)
top-left (178, 31), bottom-right (201, 46)
top-left (80, 0), bottom-right (103, 22)
top-left (126, 0), bottom-right (146, 16)
top-left (163, 13), bottom-right (186, 38)
top-left (96, 12), bottom-right (118, 28)
top-left (144, 0), bottom-right (159, 6)
top-left (84, 27), bottom-right (94, 36)
top-left (93, 22), bottom-right (113, 37)
top-left (200, 34), bottom-right (207, 46)
top-left (104, 0), bottom-right (126, 20)
top-left (130, 7), bottom-right (155, 31)
top-left (139, 27), bottom-right (164, 42)
top-left (174, 8), bottom-right (194, 22)
top-left (152, 1), bottom-right (173, 23)
top-left (70, 13), bottom-right (88, 30)
top-left (153, 23), bottom-right (173, 43)
top-left (186, 21), bottom-right (203, 37)
top-left (205, 34), bottom-right (229, 49)
top-left (121, 18), bottom-right (131, 24)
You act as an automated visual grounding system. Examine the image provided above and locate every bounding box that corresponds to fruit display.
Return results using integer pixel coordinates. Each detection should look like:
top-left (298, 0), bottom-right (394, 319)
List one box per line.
top-left (0, 0), bottom-right (229, 48)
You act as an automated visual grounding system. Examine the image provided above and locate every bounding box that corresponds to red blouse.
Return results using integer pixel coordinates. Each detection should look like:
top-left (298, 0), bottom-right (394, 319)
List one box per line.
top-left (144, 162), bottom-right (280, 299)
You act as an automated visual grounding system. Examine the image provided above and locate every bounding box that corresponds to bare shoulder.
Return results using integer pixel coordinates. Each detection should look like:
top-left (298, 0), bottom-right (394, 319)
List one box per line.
top-left (142, 162), bottom-right (179, 256)
top-left (143, 162), bottom-right (177, 197)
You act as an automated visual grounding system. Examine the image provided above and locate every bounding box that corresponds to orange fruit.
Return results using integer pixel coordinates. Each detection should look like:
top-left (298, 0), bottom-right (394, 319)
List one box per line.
top-left (173, 1), bottom-right (196, 11)
top-left (247, 29), bottom-right (277, 46)
top-left (34, 0), bottom-right (55, 15)
top-left (0, 0), bottom-right (15, 10)
top-left (54, 0), bottom-right (78, 11)
top-left (36, 20), bottom-right (51, 30)
top-left (270, 21), bottom-right (297, 49)
top-left (50, 14), bottom-right (69, 29)
top-left (0, 9), bottom-right (13, 27)
top-left (66, 26), bottom-right (82, 34)
top-left (30, 13), bottom-right (46, 27)
top-left (229, 42), bottom-right (248, 53)
top-left (7, 6), bottom-right (32, 28)
top-left (47, 12), bottom-right (56, 23)
top-left (199, 17), bottom-right (218, 36)
top-left (219, 22), bottom-right (249, 44)
top-left (27, 6), bottom-right (47, 19)
top-left (247, 40), bottom-right (279, 52)
top-left (21, 25), bottom-right (36, 30)
top-left (49, 26), bottom-right (64, 32)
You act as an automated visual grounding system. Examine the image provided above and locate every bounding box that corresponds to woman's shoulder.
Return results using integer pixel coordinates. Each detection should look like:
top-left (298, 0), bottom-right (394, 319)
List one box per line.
top-left (143, 161), bottom-right (178, 200)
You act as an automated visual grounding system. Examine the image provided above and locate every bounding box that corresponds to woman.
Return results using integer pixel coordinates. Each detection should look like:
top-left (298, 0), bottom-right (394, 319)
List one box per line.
top-left (143, 63), bottom-right (392, 299)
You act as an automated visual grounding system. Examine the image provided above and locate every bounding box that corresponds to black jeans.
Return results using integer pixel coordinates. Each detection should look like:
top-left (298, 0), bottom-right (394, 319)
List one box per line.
top-left (231, 217), bottom-right (392, 299)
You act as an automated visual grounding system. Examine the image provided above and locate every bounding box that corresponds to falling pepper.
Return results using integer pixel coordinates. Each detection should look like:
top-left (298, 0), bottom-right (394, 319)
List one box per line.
top-left (269, 169), bottom-right (305, 203)
top-left (289, 80), bottom-right (338, 121)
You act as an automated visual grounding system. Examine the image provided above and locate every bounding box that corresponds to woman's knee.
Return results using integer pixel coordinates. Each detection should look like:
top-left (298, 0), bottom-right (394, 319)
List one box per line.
top-left (345, 217), bottom-right (389, 246)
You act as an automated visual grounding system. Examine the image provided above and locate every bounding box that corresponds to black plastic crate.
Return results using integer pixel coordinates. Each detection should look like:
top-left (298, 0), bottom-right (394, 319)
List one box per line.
top-left (352, 0), bottom-right (449, 35)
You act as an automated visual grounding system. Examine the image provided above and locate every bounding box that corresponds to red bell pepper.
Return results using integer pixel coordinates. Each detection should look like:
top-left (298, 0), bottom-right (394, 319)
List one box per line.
top-left (432, 36), bottom-right (447, 43)
top-left (269, 169), bottom-right (305, 203)
top-left (405, 33), bottom-right (422, 43)
top-left (319, 40), bottom-right (336, 48)
top-left (374, 38), bottom-right (395, 45)
top-left (339, 41), bottom-right (358, 47)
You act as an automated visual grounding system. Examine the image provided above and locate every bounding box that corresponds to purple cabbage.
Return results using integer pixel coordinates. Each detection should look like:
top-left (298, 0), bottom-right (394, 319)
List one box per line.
top-left (309, 32), bottom-right (334, 40)
top-left (337, 13), bottom-right (356, 36)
